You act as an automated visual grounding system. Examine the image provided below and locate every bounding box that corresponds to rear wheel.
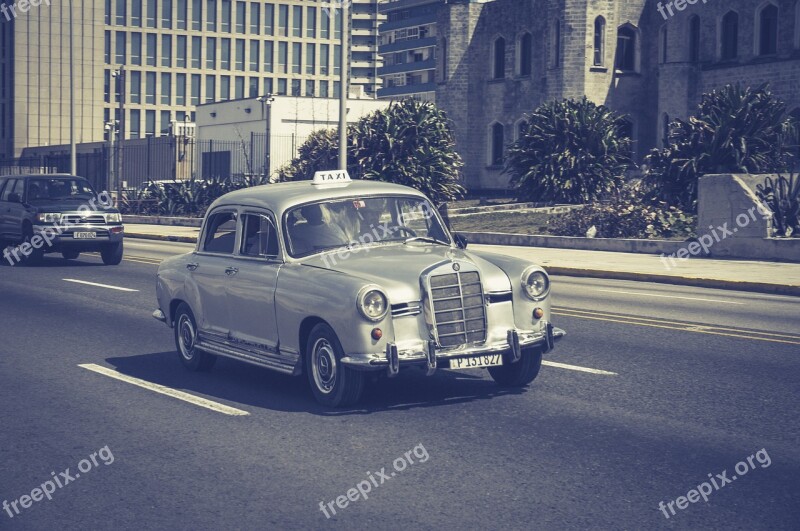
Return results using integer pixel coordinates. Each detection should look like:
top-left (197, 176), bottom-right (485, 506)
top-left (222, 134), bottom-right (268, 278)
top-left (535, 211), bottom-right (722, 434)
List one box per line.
top-left (62, 250), bottom-right (80, 260)
top-left (174, 303), bottom-right (216, 371)
top-left (100, 241), bottom-right (123, 265)
top-left (488, 348), bottom-right (543, 387)
top-left (306, 323), bottom-right (364, 407)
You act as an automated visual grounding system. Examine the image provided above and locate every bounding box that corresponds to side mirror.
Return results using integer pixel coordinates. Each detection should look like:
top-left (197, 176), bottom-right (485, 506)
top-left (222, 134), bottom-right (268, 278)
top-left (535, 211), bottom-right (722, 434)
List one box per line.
top-left (7, 192), bottom-right (21, 203)
top-left (453, 233), bottom-right (468, 249)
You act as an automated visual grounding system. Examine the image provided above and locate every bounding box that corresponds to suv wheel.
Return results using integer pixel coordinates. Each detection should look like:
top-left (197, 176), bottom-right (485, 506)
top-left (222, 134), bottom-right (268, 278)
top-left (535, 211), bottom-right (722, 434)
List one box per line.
top-left (21, 228), bottom-right (44, 266)
top-left (100, 241), bottom-right (123, 265)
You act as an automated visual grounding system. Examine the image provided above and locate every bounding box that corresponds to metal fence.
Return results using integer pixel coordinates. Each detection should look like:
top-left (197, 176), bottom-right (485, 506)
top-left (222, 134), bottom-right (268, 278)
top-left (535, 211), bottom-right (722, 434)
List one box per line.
top-left (0, 133), bottom-right (303, 192)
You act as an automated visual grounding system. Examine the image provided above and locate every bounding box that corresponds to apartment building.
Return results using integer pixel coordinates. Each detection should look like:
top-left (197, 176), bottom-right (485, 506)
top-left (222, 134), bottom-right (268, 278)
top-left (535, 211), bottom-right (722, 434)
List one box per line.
top-left (0, 0), bottom-right (384, 159)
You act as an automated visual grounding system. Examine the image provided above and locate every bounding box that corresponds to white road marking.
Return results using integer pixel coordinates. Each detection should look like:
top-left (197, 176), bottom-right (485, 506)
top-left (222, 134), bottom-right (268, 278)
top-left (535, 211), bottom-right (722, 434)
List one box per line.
top-left (79, 363), bottom-right (249, 416)
top-left (596, 289), bottom-right (744, 305)
top-left (542, 361), bottom-right (618, 375)
top-left (63, 279), bottom-right (139, 292)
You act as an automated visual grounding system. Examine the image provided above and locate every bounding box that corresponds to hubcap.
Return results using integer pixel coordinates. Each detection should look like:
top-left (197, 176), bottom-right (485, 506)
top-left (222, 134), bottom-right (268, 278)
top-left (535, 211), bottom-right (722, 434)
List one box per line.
top-left (178, 314), bottom-right (195, 360)
top-left (311, 338), bottom-right (337, 394)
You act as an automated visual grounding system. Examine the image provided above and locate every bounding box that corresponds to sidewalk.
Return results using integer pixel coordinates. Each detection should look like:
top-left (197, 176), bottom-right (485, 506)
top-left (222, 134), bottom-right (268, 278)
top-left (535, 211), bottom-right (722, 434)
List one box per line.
top-left (124, 223), bottom-right (800, 296)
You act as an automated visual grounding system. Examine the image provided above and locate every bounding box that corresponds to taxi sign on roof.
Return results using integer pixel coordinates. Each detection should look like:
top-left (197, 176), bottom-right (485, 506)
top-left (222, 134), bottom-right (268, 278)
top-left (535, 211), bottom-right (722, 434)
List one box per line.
top-left (312, 170), bottom-right (351, 185)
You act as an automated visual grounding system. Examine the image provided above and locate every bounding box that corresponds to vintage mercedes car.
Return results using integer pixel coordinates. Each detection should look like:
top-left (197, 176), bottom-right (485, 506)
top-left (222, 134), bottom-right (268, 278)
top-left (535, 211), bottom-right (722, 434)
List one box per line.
top-left (153, 171), bottom-right (565, 406)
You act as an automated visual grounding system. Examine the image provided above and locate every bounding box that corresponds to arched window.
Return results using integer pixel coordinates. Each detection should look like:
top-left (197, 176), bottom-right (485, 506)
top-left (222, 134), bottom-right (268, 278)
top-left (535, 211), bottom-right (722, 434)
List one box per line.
top-left (615, 25), bottom-right (637, 71)
top-left (440, 37), bottom-right (448, 82)
top-left (721, 11), bottom-right (739, 61)
top-left (659, 24), bottom-right (668, 63)
top-left (593, 16), bottom-right (606, 66)
top-left (519, 32), bottom-right (533, 76)
top-left (757, 3), bottom-right (779, 56)
top-left (689, 16), bottom-right (701, 62)
top-left (490, 123), bottom-right (505, 166)
top-left (493, 36), bottom-right (506, 79)
top-left (551, 19), bottom-right (561, 67)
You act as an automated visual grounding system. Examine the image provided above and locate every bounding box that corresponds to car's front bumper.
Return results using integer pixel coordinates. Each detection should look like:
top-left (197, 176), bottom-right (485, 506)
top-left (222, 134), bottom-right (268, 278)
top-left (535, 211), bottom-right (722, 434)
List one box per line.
top-left (32, 223), bottom-right (124, 248)
top-left (341, 321), bottom-right (566, 375)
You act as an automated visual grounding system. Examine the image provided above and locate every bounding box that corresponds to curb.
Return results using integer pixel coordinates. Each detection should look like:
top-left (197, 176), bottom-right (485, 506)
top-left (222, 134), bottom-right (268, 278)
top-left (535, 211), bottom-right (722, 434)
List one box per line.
top-left (545, 266), bottom-right (800, 297)
top-left (124, 232), bottom-right (799, 297)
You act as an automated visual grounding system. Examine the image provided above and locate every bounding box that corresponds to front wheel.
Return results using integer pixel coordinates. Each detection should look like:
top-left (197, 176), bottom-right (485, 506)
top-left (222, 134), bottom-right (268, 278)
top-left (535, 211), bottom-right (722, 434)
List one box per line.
top-left (488, 349), bottom-right (543, 387)
top-left (305, 323), bottom-right (364, 407)
top-left (100, 241), bottom-right (123, 265)
top-left (21, 228), bottom-right (44, 266)
top-left (174, 303), bottom-right (216, 371)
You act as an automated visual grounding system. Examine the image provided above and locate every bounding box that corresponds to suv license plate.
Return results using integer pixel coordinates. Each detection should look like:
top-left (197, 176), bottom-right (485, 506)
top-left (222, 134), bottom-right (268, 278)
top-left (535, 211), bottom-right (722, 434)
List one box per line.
top-left (450, 354), bottom-right (502, 370)
top-left (74, 232), bottom-right (97, 239)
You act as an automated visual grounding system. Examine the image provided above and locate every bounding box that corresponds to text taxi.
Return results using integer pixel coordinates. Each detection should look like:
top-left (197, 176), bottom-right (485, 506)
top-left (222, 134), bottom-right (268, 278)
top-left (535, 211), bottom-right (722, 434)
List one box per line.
top-left (154, 171), bottom-right (565, 406)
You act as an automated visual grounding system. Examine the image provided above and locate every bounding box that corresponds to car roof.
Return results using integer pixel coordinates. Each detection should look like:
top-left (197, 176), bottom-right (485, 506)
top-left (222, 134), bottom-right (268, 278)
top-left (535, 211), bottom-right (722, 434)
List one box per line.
top-left (211, 179), bottom-right (429, 214)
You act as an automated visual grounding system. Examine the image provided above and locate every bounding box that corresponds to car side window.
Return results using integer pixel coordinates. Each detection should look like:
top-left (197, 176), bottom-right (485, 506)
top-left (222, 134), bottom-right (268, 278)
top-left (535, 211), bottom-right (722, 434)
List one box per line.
top-left (241, 213), bottom-right (280, 259)
top-left (0, 179), bottom-right (17, 201)
top-left (202, 211), bottom-right (238, 254)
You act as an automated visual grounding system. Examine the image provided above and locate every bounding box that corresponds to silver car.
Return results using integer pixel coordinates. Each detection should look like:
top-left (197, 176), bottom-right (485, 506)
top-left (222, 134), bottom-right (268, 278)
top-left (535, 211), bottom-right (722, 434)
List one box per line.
top-left (153, 173), bottom-right (565, 407)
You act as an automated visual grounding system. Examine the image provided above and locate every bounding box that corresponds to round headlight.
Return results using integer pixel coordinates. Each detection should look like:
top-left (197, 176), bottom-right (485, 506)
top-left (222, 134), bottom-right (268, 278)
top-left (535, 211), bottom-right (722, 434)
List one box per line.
top-left (521, 268), bottom-right (550, 300)
top-left (357, 287), bottom-right (388, 322)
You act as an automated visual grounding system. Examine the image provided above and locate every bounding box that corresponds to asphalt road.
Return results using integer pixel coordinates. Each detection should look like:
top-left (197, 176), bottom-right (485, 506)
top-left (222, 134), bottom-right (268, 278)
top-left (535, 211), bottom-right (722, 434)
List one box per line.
top-left (1, 239), bottom-right (798, 530)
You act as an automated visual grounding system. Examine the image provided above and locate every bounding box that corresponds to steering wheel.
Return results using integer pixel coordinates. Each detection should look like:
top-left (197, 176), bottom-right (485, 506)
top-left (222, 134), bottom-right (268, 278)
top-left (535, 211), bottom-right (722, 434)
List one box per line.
top-left (394, 226), bottom-right (417, 238)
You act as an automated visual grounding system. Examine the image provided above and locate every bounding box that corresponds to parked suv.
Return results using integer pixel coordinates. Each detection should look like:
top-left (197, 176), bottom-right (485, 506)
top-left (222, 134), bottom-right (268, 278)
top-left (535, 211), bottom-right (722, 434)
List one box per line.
top-left (0, 174), bottom-right (124, 265)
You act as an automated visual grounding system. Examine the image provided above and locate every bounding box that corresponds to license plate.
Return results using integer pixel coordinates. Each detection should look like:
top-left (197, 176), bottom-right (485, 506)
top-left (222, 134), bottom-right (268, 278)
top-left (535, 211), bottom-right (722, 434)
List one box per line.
top-left (74, 232), bottom-right (97, 239)
top-left (449, 354), bottom-right (503, 370)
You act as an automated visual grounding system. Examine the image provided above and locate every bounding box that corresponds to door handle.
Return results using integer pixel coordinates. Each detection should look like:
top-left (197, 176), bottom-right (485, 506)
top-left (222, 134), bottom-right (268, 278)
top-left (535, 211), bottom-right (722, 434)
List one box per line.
top-left (186, 263), bottom-right (198, 271)
top-left (225, 267), bottom-right (239, 276)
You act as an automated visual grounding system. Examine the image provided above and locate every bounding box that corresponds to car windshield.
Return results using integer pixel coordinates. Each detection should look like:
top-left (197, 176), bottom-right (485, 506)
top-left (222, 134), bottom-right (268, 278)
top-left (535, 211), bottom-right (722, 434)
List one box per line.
top-left (26, 178), bottom-right (96, 201)
top-left (285, 195), bottom-right (451, 257)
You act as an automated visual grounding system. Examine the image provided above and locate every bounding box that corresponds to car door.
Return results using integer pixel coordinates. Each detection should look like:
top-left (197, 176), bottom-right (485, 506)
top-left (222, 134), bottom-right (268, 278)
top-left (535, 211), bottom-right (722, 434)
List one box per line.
top-left (1, 179), bottom-right (24, 241)
top-left (0, 178), bottom-right (9, 239)
top-left (190, 209), bottom-right (239, 341)
top-left (225, 210), bottom-right (282, 354)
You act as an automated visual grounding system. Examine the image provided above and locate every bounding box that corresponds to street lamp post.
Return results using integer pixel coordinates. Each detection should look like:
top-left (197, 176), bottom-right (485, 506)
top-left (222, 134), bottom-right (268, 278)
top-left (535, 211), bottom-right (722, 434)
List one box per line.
top-left (68, 0), bottom-right (76, 175)
top-left (104, 121), bottom-right (117, 192)
top-left (257, 93), bottom-right (275, 182)
top-left (338, 1), bottom-right (349, 171)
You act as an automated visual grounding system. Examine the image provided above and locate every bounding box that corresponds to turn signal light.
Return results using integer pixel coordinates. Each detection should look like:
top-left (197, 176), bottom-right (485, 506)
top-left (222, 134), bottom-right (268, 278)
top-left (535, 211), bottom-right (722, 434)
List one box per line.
top-left (371, 328), bottom-right (383, 340)
top-left (533, 308), bottom-right (544, 320)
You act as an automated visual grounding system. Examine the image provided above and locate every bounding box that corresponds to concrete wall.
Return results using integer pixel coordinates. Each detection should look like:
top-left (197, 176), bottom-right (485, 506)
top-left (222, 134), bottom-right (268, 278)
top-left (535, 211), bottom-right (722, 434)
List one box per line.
top-left (698, 173), bottom-right (800, 262)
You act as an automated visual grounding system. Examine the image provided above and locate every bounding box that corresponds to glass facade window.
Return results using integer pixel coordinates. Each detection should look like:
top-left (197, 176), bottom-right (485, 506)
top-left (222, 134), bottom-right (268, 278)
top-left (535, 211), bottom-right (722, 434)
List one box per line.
top-left (235, 39), bottom-right (245, 70)
top-left (161, 34), bottom-right (172, 66)
top-left (250, 3), bottom-right (260, 34)
top-left (277, 78), bottom-right (287, 95)
top-left (221, 38), bottom-right (231, 69)
top-left (278, 42), bottom-right (288, 73)
top-left (106, 0), bottom-right (112, 25)
top-left (319, 80), bottom-right (328, 97)
top-left (292, 42), bottom-right (301, 74)
top-left (279, 5), bottom-right (288, 37)
top-left (333, 44), bottom-right (341, 75)
top-left (305, 43), bottom-right (315, 74)
top-left (176, 73), bottom-right (186, 105)
top-left (103, 70), bottom-right (111, 102)
top-left (191, 74), bottom-right (201, 105)
top-left (131, 32), bottom-right (142, 65)
top-left (192, 0), bottom-right (201, 30)
top-left (145, 71), bottom-right (156, 104)
top-left (129, 109), bottom-right (141, 138)
top-left (161, 111), bottom-right (171, 134)
top-left (161, 72), bottom-right (172, 104)
top-left (333, 80), bottom-right (340, 98)
top-left (263, 41), bottom-right (273, 72)
top-left (146, 0), bottom-right (157, 27)
top-left (306, 7), bottom-right (316, 38)
top-left (291, 78), bottom-right (300, 96)
top-left (130, 71), bottom-right (141, 103)
top-left (132, 1), bottom-right (142, 26)
top-left (235, 76), bottom-right (245, 98)
top-left (292, 6), bottom-right (302, 37)
top-left (305, 79), bottom-right (314, 96)
top-left (220, 75), bottom-right (230, 99)
top-left (205, 75), bottom-right (216, 102)
top-left (146, 34), bottom-right (157, 66)
top-left (145, 110), bottom-right (156, 136)
top-left (264, 4), bottom-right (273, 35)
top-left (207, 37), bottom-right (217, 68)
top-left (191, 36), bottom-right (201, 68)
top-left (249, 77), bottom-right (259, 97)
top-left (162, 0), bottom-right (172, 29)
top-left (320, 43), bottom-right (329, 75)
top-left (221, 0), bottom-right (232, 32)
top-left (105, 31), bottom-right (111, 64)
top-left (264, 78), bottom-right (273, 94)
top-left (321, 10), bottom-right (329, 39)
top-left (177, 0), bottom-right (187, 29)
top-left (206, 0), bottom-right (217, 31)
top-left (334, 9), bottom-right (342, 39)
top-left (249, 41), bottom-right (260, 71)
top-left (236, 1), bottom-right (246, 33)
top-left (177, 35), bottom-right (187, 67)
top-left (116, 0), bottom-right (126, 25)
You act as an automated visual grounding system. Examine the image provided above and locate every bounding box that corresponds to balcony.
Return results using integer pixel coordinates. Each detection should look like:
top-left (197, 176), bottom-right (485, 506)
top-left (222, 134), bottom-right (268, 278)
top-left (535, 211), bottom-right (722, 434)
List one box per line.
top-left (377, 82), bottom-right (437, 98)
top-left (377, 58), bottom-right (435, 76)
top-left (379, 36), bottom-right (437, 54)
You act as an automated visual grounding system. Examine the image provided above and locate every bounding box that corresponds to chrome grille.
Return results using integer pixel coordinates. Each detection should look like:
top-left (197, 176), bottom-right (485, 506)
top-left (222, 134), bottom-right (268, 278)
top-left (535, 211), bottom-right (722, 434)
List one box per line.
top-left (428, 270), bottom-right (487, 347)
top-left (62, 214), bottom-right (106, 225)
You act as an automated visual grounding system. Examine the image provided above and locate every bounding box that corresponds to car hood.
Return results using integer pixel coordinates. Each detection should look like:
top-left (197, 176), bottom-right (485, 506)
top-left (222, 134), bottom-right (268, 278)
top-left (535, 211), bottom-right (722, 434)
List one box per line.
top-left (300, 244), bottom-right (513, 303)
top-left (29, 200), bottom-right (119, 214)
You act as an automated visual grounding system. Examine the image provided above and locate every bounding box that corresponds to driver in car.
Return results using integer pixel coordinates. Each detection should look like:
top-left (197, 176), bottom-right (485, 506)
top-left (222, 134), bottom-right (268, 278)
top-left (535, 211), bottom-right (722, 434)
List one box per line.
top-left (290, 203), bottom-right (348, 254)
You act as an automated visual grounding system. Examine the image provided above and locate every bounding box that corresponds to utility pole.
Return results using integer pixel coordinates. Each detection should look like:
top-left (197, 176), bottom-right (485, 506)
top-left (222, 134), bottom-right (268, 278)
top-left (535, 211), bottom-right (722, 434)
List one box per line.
top-left (257, 93), bottom-right (275, 181)
top-left (116, 66), bottom-right (126, 203)
top-left (68, 0), bottom-right (76, 175)
top-left (338, 1), bottom-right (348, 171)
top-left (104, 121), bottom-right (116, 191)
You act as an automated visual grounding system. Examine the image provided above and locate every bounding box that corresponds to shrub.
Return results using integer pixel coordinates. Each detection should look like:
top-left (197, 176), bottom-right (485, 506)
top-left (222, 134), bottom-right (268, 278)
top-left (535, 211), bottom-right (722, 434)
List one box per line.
top-left (505, 97), bottom-right (633, 204)
top-left (756, 173), bottom-right (800, 237)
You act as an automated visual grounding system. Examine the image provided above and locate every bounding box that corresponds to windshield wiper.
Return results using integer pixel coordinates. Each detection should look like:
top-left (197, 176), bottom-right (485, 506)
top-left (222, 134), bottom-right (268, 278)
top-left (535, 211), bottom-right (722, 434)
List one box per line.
top-left (404, 236), bottom-right (449, 245)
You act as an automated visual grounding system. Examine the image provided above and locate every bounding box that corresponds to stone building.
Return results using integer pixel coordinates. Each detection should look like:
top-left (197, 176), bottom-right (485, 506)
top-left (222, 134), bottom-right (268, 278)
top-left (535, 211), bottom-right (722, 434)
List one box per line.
top-left (435, 0), bottom-right (800, 190)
